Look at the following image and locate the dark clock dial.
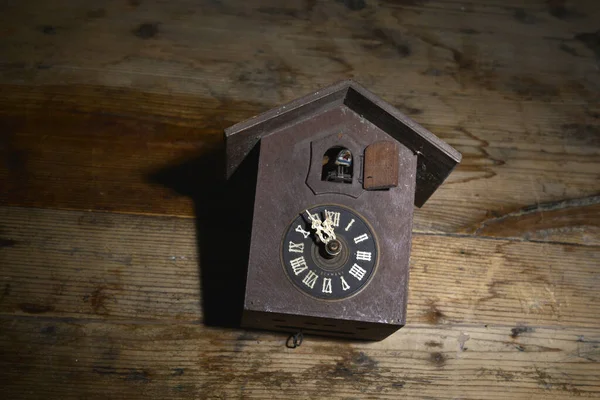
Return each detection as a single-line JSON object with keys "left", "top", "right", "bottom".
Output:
{"left": 281, "top": 205, "right": 378, "bottom": 300}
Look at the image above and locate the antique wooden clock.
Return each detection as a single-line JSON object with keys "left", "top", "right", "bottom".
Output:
{"left": 224, "top": 80, "right": 461, "bottom": 340}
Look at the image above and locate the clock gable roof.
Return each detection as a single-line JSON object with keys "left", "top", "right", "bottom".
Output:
{"left": 225, "top": 80, "right": 461, "bottom": 207}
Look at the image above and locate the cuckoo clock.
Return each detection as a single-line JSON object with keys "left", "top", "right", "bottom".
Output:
{"left": 224, "top": 80, "right": 461, "bottom": 340}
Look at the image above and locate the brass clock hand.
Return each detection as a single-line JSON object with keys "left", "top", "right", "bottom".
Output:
{"left": 303, "top": 210, "right": 336, "bottom": 244}
{"left": 304, "top": 210, "right": 325, "bottom": 240}
{"left": 321, "top": 210, "right": 341, "bottom": 257}
{"left": 321, "top": 211, "right": 336, "bottom": 242}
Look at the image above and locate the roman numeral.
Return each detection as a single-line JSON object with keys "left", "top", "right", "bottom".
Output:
{"left": 356, "top": 251, "right": 372, "bottom": 261}
{"left": 345, "top": 219, "right": 355, "bottom": 231}
{"left": 325, "top": 210, "right": 340, "bottom": 227}
{"left": 340, "top": 276, "right": 350, "bottom": 291}
{"left": 354, "top": 233, "right": 369, "bottom": 244}
{"left": 290, "top": 256, "right": 308, "bottom": 275}
{"left": 302, "top": 270, "right": 319, "bottom": 289}
{"left": 322, "top": 278, "right": 332, "bottom": 294}
{"left": 295, "top": 225, "right": 310, "bottom": 239}
{"left": 348, "top": 264, "right": 367, "bottom": 281}
{"left": 288, "top": 241, "right": 304, "bottom": 253}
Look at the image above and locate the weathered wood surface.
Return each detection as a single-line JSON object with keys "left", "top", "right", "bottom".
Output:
{"left": 2, "top": 207, "right": 599, "bottom": 328}
{"left": 1, "top": 207, "right": 599, "bottom": 398}
{"left": 1, "top": 0, "right": 599, "bottom": 398}
{"left": 1, "top": 0, "right": 599, "bottom": 243}
{"left": 1, "top": 319, "right": 598, "bottom": 399}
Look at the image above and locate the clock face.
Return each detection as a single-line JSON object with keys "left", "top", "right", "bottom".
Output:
{"left": 281, "top": 205, "right": 378, "bottom": 300}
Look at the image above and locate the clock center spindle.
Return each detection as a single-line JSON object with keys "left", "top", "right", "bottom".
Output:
{"left": 324, "top": 239, "right": 342, "bottom": 258}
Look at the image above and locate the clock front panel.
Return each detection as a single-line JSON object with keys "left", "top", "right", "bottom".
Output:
{"left": 244, "top": 105, "right": 416, "bottom": 326}
{"left": 281, "top": 205, "right": 378, "bottom": 300}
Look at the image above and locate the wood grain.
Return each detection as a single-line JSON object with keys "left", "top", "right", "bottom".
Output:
{"left": 1, "top": 0, "right": 599, "bottom": 243}
{"left": 1, "top": 0, "right": 600, "bottom": 398}
{"left": 1, "top": 318, "right": 598, "bottom": 399}
{"left": 1, "top": 207, "right": 598, "bottom": 328}
{"left": 0, "top": 205, "right": 598, "bottom": 399}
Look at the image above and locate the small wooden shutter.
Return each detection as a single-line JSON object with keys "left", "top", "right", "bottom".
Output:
{"left": 363, "top": 140, "right": 400, "bottom": 190}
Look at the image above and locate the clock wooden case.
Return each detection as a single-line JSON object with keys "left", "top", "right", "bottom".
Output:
{"left": 224, "top": 80, "right": 461, "bottom": 340}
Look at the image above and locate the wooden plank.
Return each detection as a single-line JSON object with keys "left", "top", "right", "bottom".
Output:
{"left": 0, "top": 84, "right": 257, "bottom": 216}
{"left": 1, "top": 0, "right": 599, "bottom": 94}
{"left": 0, "top": 318, "right": 598, "bottom": 399}
{"left": 0, "top": 84, "right": 598, "bottom": 244}
{"left": 0, "top": 0, "right": 599, "bottom": 244}
{"left": 1, "top": 207, "right": 598, "bottom": 329}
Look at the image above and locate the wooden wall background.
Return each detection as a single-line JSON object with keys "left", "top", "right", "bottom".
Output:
{"left": 0, "top": 0, "right": 599, "bottom": 398}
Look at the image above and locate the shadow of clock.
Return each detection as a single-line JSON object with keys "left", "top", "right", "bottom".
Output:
{"left": 148, "top": 143, "right": 259, "bottom": 329}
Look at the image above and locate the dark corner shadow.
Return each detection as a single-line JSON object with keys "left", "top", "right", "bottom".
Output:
{"left": 147, "top": 141, "right": 259, "bottom": 329}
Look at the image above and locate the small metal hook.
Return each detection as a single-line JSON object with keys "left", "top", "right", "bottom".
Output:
{"left": 286, "top": 331, "right": 303, "bottom": 349}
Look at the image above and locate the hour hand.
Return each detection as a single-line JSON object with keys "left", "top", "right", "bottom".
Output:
{"left": 319, "top": 219, "right": 336, "bottom": 244}
{"left": 322, "top": 210, "right": 336, "bottom": 234}
{"left": 323, "top": 209, "right": 337, "bottom": 229}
